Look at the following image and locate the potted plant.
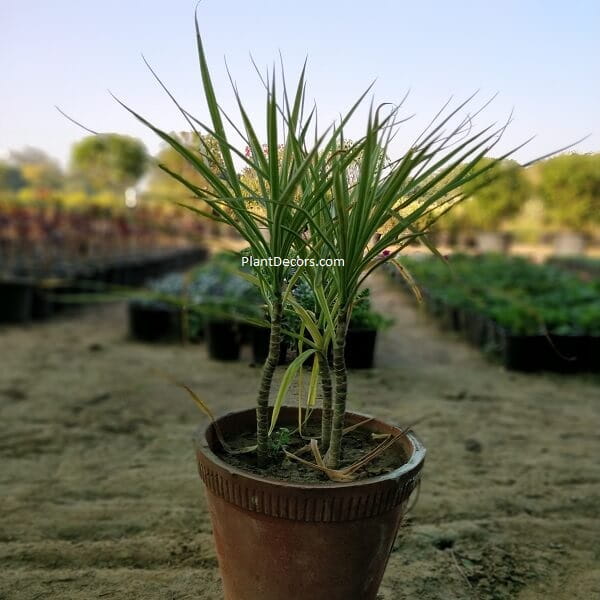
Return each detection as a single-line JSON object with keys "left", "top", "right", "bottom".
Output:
{"left": 118, "top": 15, "right": 528, "bottom": 600}
{"left": 285, "top": 284, "right": 391, "bottom": 369}
{"left": 187, "top": 253, "right": 263, "bottom": 361}
{"left": 345, "top": 288, "right": 392, "bottom": 369}
{"left": 129, "top": 272, "right": 186, "bottom": 342}
{"left": 250, "top": 318, "right": 289, "bottom": 365}
{"left": 0, "top": 277, "right": 33, "bottom": 324}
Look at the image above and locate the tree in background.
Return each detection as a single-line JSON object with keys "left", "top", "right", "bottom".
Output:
{"left": 70, "top": 134, "right": 148, "bottom": 194}
{"left": 538, "top": 153, "right": 600, "bottom": 232}
{"left": 0, "top": 161, "right": 26, "bottom": 193}
{"left": 147, "top": 132, "right": 223, "bottom": 200}
{"left": 9, "top": 147, "right": 64, "bottom": 198}
{"left": 457, "top": 157, "right": 531, "bottom": 232}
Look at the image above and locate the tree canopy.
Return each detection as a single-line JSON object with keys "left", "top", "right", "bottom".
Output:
{"left": 70, "top": 134, "right": 148, "bottom": 192}
{"left": 458, "top": 158, "right": 531, "bottom": 231}
{"left": 538, "top": 153, "right": 600, "bottom": 231}
{"left": 9, "top": 147, "right": 64, "bottom": 193}
{"left": 0, "top": 161, "right": 26, "bottom": 192}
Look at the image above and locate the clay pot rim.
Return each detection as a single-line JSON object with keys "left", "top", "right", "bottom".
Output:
{"left": 193, "top": 406, "right": 426, "bottom": 491}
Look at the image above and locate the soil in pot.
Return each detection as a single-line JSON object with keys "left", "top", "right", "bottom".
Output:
{"left": 206, "top": 319, "right": 241, "bottom": 361}
{"left": 194, "top": 407, "right": 425, "bottom": 600}
{"left": 344, "top": 328, "right": 378, "bottom": 369}
{"left": 221, "top": 417, "right": 402, "bottom": 484}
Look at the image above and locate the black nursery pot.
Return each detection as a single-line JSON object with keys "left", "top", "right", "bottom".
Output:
{"left": 0, "top": 280, "right": 33, "bottom": 324}
{"left": 49, "top": 282, "right": 85, "bottom": 313}
{"left": 461, "top": 310, "right": 494, "bottom": 348}
{"left": 498, "top": 329, "right": 546, "bottom": 372}
{"left": 128, "top": 302, "right": 182, "bottom": 342}
{"left": 31, "top": 285, "right": 54, "bottom": 320}
{"left": 250, "top": 326, "right": 288, "bottom": 365}
{"left": 345, "top": 328, "right": 378, "bottom": 369}
{"left": 206, "top": 320, "right": 241, "bottom": 361}
{"left": 438, "top": 303, "right": 461, "bottom": 332}
{"left": 238, "top": 323, "right": 255, "bottom": 345}
{"left": 541, "top": 334, "right": 589, "bottom": 374}
{"left": 585, "top": 337, "right": 600, "bottom": 373}
{"left": 497, "top": 330, "right": 588, "bottom": 373}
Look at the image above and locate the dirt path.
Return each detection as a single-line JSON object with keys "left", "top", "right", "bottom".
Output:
{"left": 1, "top": 275, "right": 599, "bottom": 599}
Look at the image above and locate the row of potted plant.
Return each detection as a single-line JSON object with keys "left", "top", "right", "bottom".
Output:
{"left": 129, "top": 253, "right": 260, "bottom": 353}
{"left": 546, "top": 255, "right": 600, "bottom": 281}
{"left": 0, "top": 246, "right": 206, "bottom": 324}
{"left": 0, "top": 202, "right": 209, "bottom": 259}
{"left": 389, "top": 254, "right": 600, "bottom": 372}
{"left": 129, "top": 253, "right": 392, "bottom": 368}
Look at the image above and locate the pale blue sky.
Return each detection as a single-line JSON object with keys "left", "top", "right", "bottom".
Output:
{"left": 1, "top": 0, "right": 599, "bottom": 167}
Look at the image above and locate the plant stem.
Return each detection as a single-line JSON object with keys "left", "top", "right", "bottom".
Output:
{"left": 319, "top": 353, "right": 333, "bottom": 451}
{"left": 256, "top": 296, "right": 282, "bottom": 467}
{"left": 326, "top": 308, "right": 349, "bottom": 469}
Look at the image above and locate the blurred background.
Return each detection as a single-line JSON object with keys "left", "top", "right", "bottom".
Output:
{"left": 2, "top": 0, "right": 598, "bottom": 280}
{"left": 1, "top": 4, "right": 600, "bottom": 600}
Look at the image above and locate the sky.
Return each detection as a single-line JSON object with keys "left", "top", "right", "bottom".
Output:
{"left": 1, "top": 0, "right": 599, "bottom": 169}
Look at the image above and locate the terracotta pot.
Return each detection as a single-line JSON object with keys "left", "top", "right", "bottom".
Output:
{"left": 194, "top": 407, "right": 426, "bottom": 600}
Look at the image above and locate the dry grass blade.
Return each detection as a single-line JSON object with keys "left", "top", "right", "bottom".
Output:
{"left": 390, "top": 259, "right": 423, "bottom": 303}
{"left": 294, "top": 443, "right": 313, "bottom": 457}
{"left": 450, "top": 549, "right": 474, "bottom": 591}
{"left": 283, "top": 448, "right": 356, "bottom": 482}
{"left": 340, "top": 425, "right": 412, "bottom": 476}
{"left": 157, "top": 371, "right": 257, "bottom": 456}
{"left": 284, "top": 421, "right": 418, "bottom": 482}
{"left": 342, "top": 417, "right": 373, "bottom": 434}
{"left": 309, "top": 438, "right": 327, "bottom": 468}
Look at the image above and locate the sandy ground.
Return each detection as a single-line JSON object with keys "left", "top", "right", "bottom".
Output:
{"left": 1, "top": 272, "right": 599, "bottom": 599}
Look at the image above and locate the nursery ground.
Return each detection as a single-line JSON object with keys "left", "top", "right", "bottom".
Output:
{"left": 1, "top": 273, "right": 599, "bottom": 600}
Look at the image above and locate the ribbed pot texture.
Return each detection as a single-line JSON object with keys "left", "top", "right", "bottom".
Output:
{"left": 194, "top": 407, "right": 426, "bottom": 600}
